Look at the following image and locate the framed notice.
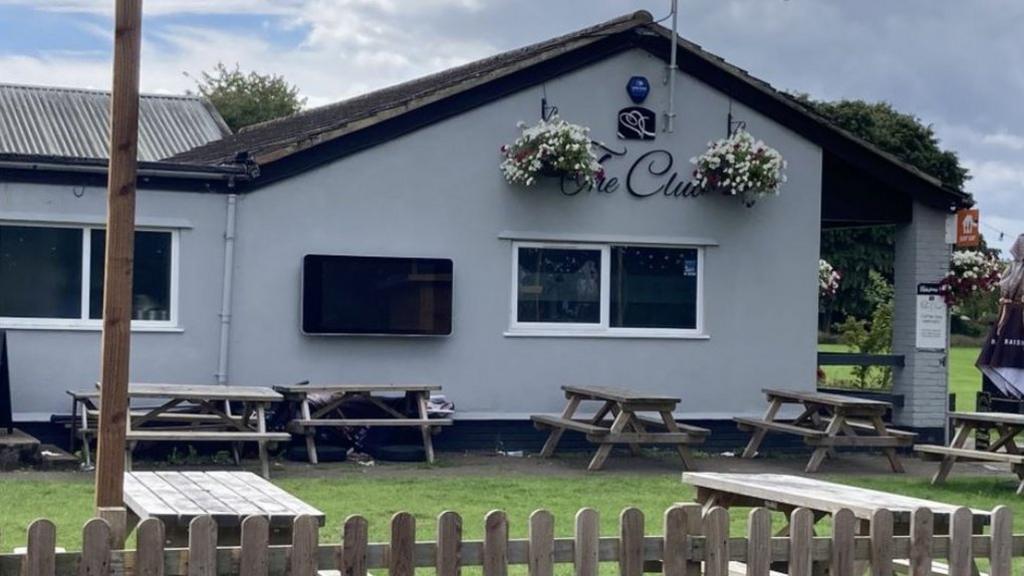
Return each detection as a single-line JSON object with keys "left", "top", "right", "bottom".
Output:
{"left": 915, "top": 284, "right": 947, "bottom": 351}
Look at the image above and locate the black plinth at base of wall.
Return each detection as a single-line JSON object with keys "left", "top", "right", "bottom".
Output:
{"left": 432, "top": 420, "right": 948, "bottom": 455}
{"left": 11, "top": 419, "right": 948, "bottom": 458}
{"left": 433, "top": 419, "right": 809, "bottom": 454}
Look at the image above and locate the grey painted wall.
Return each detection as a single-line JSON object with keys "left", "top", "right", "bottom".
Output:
{"left": 0, "top": 182, "right": 228, "bottom": 418}
{"left": 227, "top": 48, "right": 824, "bottom": 419}
{"left": 1, "top": 48, "right": 824, "bottom": 419}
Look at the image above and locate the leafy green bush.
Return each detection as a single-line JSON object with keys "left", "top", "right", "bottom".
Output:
{"left": 835, "top": 271, "right": 893, "bottom": 389}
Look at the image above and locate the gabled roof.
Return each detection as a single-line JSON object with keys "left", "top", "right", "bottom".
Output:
{"left": 172, "top": 11, "right": 968, "bottom": 209}
{"left": 173, "top": 12, "right": 644, "bottom": 166}
{"left": 0, "top": 83, "right": 231, "bottom": 161}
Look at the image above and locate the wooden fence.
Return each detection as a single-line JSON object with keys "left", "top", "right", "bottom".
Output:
{"left": 0, "top": 504, "right": 1017, "bottom": 576}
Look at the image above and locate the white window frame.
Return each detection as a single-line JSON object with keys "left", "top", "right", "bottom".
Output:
{"left": 507, "top": 241, "right": 706, "bottom": 339}
{"left": 0, "top": 221, "right": 181, "bottom": 332}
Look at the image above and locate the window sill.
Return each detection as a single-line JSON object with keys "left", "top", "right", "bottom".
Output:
{"left": 503, "top": 330, "right": 709, "bottom": 340}
{"left": 0, "top": 322, "right": 184, "bottom": 333}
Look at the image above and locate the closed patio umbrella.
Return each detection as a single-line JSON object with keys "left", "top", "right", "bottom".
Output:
{"left": 977, "top": 234, "right": 1024, "bottom": 397}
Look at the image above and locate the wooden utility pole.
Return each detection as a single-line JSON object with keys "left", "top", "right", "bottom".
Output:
{"left": 95, "top": 0, "right": 143, "bottom": 515}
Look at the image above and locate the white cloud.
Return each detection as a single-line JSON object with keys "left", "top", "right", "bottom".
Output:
{"left": 982, "top": 132, "right": 1024, "bottom": 152}
{"left": 0, "top": 0, "right": 302, "bottom": 16}
{"left": 0, "top": 0, "right": 495, "bottom": 105}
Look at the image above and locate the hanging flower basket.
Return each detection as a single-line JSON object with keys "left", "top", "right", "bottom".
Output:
{"left": 938, "top": 250, "right": 1003, "bottom": 308}
{"left": 690, "top": 131, "right": 786, "bottom": 206}
{"left": 500, "top": 116, "right": 604, "bottom": 188}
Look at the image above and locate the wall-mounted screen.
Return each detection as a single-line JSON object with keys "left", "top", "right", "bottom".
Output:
{"left": 302, "top": 255, "right": 453, "bottom": 336}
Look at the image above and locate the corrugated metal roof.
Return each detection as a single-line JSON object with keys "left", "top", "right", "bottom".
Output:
{"left": 0, "top": 83, "right": 231, "bottom": 161}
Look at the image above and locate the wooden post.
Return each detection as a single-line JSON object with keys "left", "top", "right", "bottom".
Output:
{"left": 94, "top": 0, "right": 143, "bottom": 511}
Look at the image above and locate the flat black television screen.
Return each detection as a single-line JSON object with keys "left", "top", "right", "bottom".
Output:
{"left": 302, "top": 255, "right": 453, "bottom": 335}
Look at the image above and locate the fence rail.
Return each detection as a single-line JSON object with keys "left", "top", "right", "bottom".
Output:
{"left": 0, "top": 504, "right": 1016, "bottom": 576}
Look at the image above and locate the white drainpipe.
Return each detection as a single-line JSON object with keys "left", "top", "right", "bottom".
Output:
{"left": 215, "top": 194, "right": 238, "bottom": 385}
{"left": 665, "top": 0, "right": 679, "bottom": 133}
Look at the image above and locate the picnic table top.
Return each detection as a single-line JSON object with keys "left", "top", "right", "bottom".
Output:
{"left": 273, "top": 383, "right": 442, "bottom": 394}
{"left": 562, "top": 385, "right": 680, "bottom": 405}
{"left": 762, "top": 388, "right": 892, "bottom": 410}
{"left": 118, "top": 383, "right": 283, "bottom": 402}
{"left": 67, "top": 389, "right": 100, "bottom": 400}
{"left": 682, "top": 472, "right": 989, "bottom": 522}
{"left": 124, "top": 471, "right": 324, "bottom": 527}
{"left": 948, "top": 411, "right": 1024, "bottom": 426}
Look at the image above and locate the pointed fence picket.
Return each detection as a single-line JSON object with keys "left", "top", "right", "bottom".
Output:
{"left": 1, "top": 504, "right": 1020, "bottom": 576}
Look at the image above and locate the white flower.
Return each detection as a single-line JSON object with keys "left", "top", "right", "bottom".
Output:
{"left": 691, "top": 129, "right": 786, "bottom": 203}
{"left": 499, "top": 115, "right": 604, "bottom": 188}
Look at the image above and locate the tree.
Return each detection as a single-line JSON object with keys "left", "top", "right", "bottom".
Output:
{"left": 189, "top": 63, "right": 306, "bottom": 132}
{"left": 797, "top": 97, "right": 969, "bottom": 189}
{"left": 795, "top": 96, "right": 971, "bottom": 326}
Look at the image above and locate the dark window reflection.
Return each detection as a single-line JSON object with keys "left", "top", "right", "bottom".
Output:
{"left": 517, "top": 247, "right": 601, "bottom": 324}
{"left": 89, "top": 230, "right": 172, "bottom": 321}
{"left": 611, "top": 246, "right": 697, "bottom": 329}
{"left": 0, "top": 226, "right": 82, "bottom": 318}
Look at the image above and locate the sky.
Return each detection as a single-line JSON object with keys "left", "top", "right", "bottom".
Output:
{"left": 0, "top": 0, "right": 1021, "bottom": 255}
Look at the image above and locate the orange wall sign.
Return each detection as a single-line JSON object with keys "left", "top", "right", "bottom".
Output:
{"left": 955, "top": 208, "right": 980, "bottom": 247}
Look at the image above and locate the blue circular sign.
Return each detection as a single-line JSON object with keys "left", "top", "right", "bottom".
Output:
{"left": 626, "top": 76, "right": 650, "bottom": 104}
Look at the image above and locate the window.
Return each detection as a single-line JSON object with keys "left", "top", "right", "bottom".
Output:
{"left": 510, "top": 242, "right": 703, "bottom": 337}
{"left": 0, "top": 223, "right": 178, "bottom": 329}
{"left": 516, "top": 247, "right": 602, "bottom": 325}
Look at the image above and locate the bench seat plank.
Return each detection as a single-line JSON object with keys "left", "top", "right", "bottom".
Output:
{"left": 126, "top": 431, "right": 290, "bottom": 442}
{"left": 587, "top": 432, "right": 704, "bottom": 444}
{"left": 948, "top": 411, "right": 1024, "bottom": 427}
{"left": 293, "top": 418, "right": 452, "bottom": 427}
{"left": 734, "top": 417, "right": 827, "bottom": 438}
{"left": 531, "top": 415, "right": 608, "bottom": 435}
{"left": 807, "top": 435, "right": 913, "bottom": 448}
{"left": 821, "top": 417, "right": 917, "bottom": 439}
{"left": 630, "top": 415, "right": 711, "bottom": 436}
{"left": 915, "top": 445, "right": 1024, "bottom": 464}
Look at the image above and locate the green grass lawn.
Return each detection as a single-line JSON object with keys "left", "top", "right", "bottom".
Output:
{"left": 820, "top": 344, "right": 981, "bottom": 411}
{"left": 1, "top": 471, "right": 1021, "bottom": 553}
{"left": 0, "top": 473, "right": 692, "bottom": 551}
{"left": 0, "top": 346, "right": 999, "bottom": 557}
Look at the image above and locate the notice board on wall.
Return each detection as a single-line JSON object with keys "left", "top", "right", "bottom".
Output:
{"left": 916, "top": 284, "right": 948, "bottom": 351}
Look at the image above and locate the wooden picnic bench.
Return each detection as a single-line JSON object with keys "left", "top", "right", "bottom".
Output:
{"left": 736, "top": 388, "right": 915, "bottom": 473}
{"left": 67, "top": 389, "right": 249, "bottom": 468}
{"left": 917, "top": 411, "right": 1024, "bottom": 494}
{"left": 532, "top": 385, "right": 709, "bottom": 471}
{"left": 123, "top": 471, "right": 324, "bottom": 546}
{"left": 683, "top": 472, "right": 991, "bottom": 575}
{"left": 273, "top": 383, "right": 452, "bottom": 464}
{"left": 108, "top": 383, "right": 289, "bottom": 478}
